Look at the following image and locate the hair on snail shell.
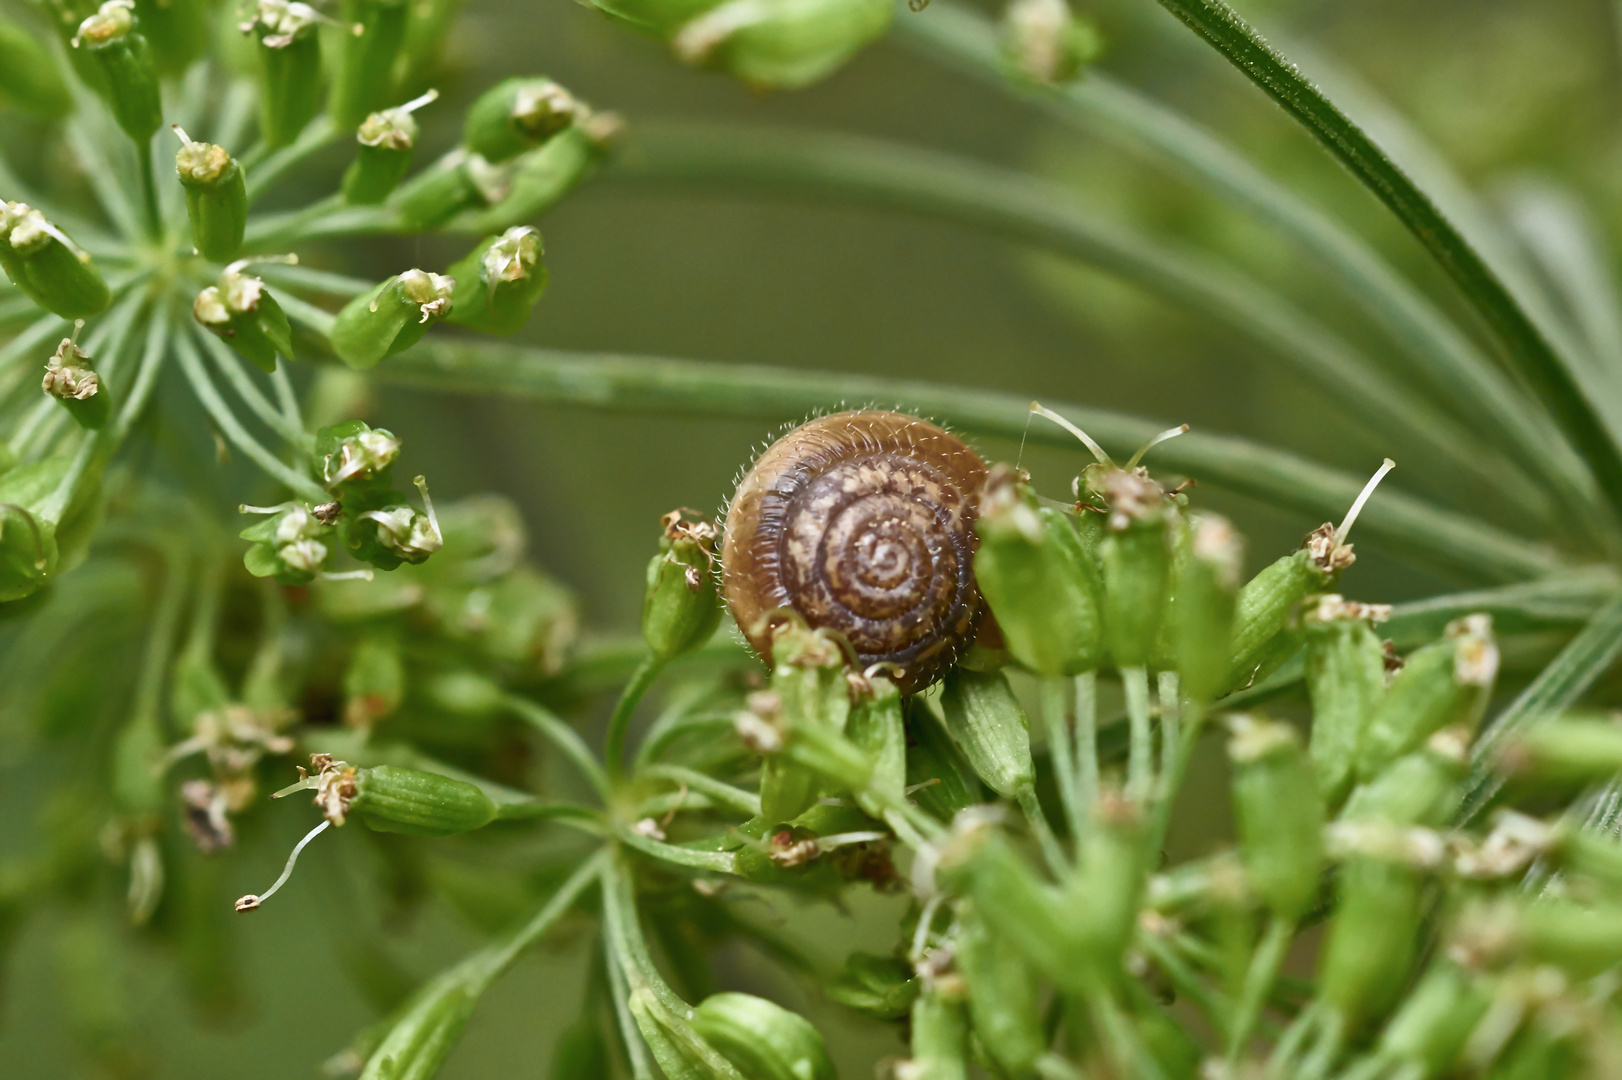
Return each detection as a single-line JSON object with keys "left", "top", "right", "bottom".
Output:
{"left": 721, "top": 409, "right": 990, "bottom": 693}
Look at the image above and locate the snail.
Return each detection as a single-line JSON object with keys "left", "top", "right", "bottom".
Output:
{"left": 722, "top": 410, "right": 990, "bottom": 693}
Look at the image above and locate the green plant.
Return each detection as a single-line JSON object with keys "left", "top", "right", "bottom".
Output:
{"left": 6, "top": 0, "right": 1622, "bottom": 1077}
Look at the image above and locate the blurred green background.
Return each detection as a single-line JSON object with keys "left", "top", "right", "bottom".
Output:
{"left": 4, "top": 0, "right": 1622, "bottom": 1074}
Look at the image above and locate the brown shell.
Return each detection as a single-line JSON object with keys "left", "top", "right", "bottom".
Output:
{"left": 722, "top": 410, "right": 989, "bottom": 694}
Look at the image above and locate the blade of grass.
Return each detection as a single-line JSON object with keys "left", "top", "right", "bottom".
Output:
{"left": 898, "top": 3, "right": 1599, "bottom": 523}
{"left": 1148, "top": 0, "right": 1622, "bottom": 516}
{"left": 609, "top": 125, "right": 1552, "bottom": 522}
{"left": 384, "top": 339, "right": 1558, "bottom": 582}
{"left": 1457, "top": 594, "right": 1622, "bottom": 824}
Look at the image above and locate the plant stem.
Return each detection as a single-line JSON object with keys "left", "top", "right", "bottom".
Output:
{"left": 136, "top": 136, "right": 162, "bottom": 241}
{"left": 1075, "top": 672, "right": 1099, "bottom": 815}
{"left": 612, "top": 822, "right": 738, "bottom": 873}
{"left": 1151, "top": 0, "right": 1622, "bottom": 518}
{"left": 605, "top": 654, "right": 666, "bottom": 789}
{"left": 1157, "top": 671, "right": 1180, "bottom": 782}
{"left": 1018, "top": 787, "right": 1068, "bottom": 876}
{"left": 640, "top": 763, "right": 761, "bottom": 817}
{"left": 1226, "top": 916, "right": 1295, "bottom": 1067}
{"left": 1123, "top": 667, "right": 1153, "bottom": 805}
{"left": 503, "top": 693, "right": 612, "bottom": 803}
{"left": 384, "top": 341, "right": 1560, "bottom": 582}
{"left": 269, "top": 363, "right": 304, "bottom": 433}
{"left": 1150, "top": 698, "right": 1203, "bottom": 856}
{"left": 194, "top": 327, "right": 312, "bottom": 449}
{"left": 1043, "top": 675, "right": 1084, "bottom": 848}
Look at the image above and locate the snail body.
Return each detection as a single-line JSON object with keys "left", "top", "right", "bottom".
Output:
{"left": 722, "top": 410, "right": 989, "bottom": 693}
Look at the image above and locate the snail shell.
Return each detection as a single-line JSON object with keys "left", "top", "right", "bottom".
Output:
{"left": 722, "top": 410, "right": 989, "bottom": 693}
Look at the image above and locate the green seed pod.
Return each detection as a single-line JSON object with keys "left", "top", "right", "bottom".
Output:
{"left": 999, "top": 0, "right": 1101, "bottom": 85}
{"left": 0, "top": 202, "right": 112, "bottom": 319}
{"left": 939, "top": 667, "right": 1034, "bottom": 800}
{"left": 239, "top": 501, "right": 337, "bottom": 585}
{"left": 41, "top": 335, "right": 110, "bottom": 431}
{"left": 1227, "top": 544, "right": 1331, "bottom": 693}
{"left": 464, "top": 119, "right": 618, "bottom": 232}
{"left": 846, "top": 674, "right": 905, "bottom": 820}
{"left": 689, "top": 992, "right": 837, "bottom": 1080}
{"left": 1319, "top": 856, "right": 1424, "bottom": 1029}
{"left": 1063, "top": 794, "right": 1147, "bottom": 992}
{"left": 391, "top": 149, "right": 485, "bottom": 230}
{"left": 329, "top": 0, "right": 410, "bottom": 131}
{"left": 0, "top": 17, "right": 73, "bottom": 118}
{"left": 1555, "top": 822, "right": 1622, "bottom": 894}
{"left": 643, "top": 509, "right": 722, "bottom": 660}
{"left": 445, "top": 226, "right": 548, "bottom": 336}
{"left": 193, "top": 262, "right": 294, "bottom": 373}
{"left": 343, "top": 628, "right": 405, "bottom": 728}
{"left": 955, "top": 902, "right": 1043, "bottom": 1079}
{"left": 1497, "top": 715, "right": 1622, "bottom": 787}
{"left": 349, "top": 764, "right": 498, "bottom": 836}
{"left": 1228, "top": 715, "right": 1323, "bottom": 921}
{"left": 1303, "top": 595, "right": 1390, "bottom": 807}
{"left": 906, "top": 700, "right": 984, "bottom": 823}
{"left": 1087, "top": 464, "right": 1173, "bottom": 669}
{"left": 1341, "top": 726, "right": 1468, "bottom": 828}
{"left": 331, "top": 269, "right": 455, "bottom": 370}
{"left": 313, "top": 420, "right": 401, "bottom": 494}
{"left": 826, "top": 952, "right": 917, "bottom": 1020}
{"left": 1517, "top": 899, "right": 1622, "bottom": 977}
{"left": 463, "top": 77, "right": 582, "bottom": 163}
{"left": 1358, "top": 615, "right": 1496, "bottom": 782}
{"left": 1377, "top": 962, "right": 1491, "bottom": 1077}
{"left": 1172, "top": 513, "right": 1241, "bottom": 703}
{"left": 131, "top": 0, "right": 206, "bottom": 75}
{"left": 671, "top": 0, "right": 893, "bottom": 90}
{"left": 343, "top": 89, "right": 437, "bottom": 205}
{"left": 0, "top": 503, "right": 57, "bottom": 602}
{"left": 243, "top": 0, "right": 324, "bottom": 148}
{"left": 907, "top": 986, "right": 968, "bottom": 1080}
{"left": 972, "top": 465, "right": 1102, "bottom": 676}
{"left": 72, "top": 1, "right": 163, "bottom": 142}
{"left": 173, "top": 128, "right": 247, "bottom": 262}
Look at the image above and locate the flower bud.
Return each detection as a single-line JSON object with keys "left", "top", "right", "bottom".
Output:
{"left": 1358, "top": 615, "right": 1496, "bottom": 782}
{"left": 193, "top": 260, "right": 295, "bottom": 373}
{"left": 906, "top": 986, "right": 968, "bottom": 1080}
{"left": 939, "top": 667, "right": 1033, "bottom": 800}
{"left": 41, "top": 334, "right": 110, "bottom": 431}
{"left": 972, "top": 465, "right": 1102, "bottom": 676}
{"left": 445, "top": 226, "right": 548, "bottom": 336}
{"left": 1061, "top": 794, "right": 1147, "bottom": 991}
{"left": 340, "top": 476, "right": 444, "bottom": 570}
{"left": 955, "top": 903, "right": 1043, "bottom": 1078}
{"left": 999, "top": 0, "right": 1101, "bottom": 85}
{"left": 1085, "top": 464, "right": 1173, "bottom": 669}
{"left": 1227, "top": 545, "right": 1328, "bottom": 693}
{"left": 463, "top": 77, "right": 581, "bottom": 163}
{"left": 671, "top": 0, "right": 893, "bottom": 90}
{"left": 0, "top": 503, "right": 57, "bottom": 602}
{"left": 0, "top": 202, "right": 111, "bottom": 319}
{"left": 314, "top": 420, "right": 401, "bottom": 494}
{"left": 390, "top": 149, "right": 485, "bottom": 230}
{"left": 689, "top": 993, "right": 836, "bottom": 1080}
{"left": 1170, "top": 514, "right": 1240, "bottom": 702}
{"left": 643, "top": 509, "right": 722, "bottom": 659}
{"left": 241, "top": 0, "right": 323, "bottom": 148}
{"left": 331, "top": 269, "right": 455, "bottom": 370}
{"left": 827, "top": 952, "right": 917, "bottom": 1020}
{"left": 465, "top": 118, "right": 619, "bottom": 232}
{"left": 343, "top": 628, "right": 405, "bottom": 728}
{"left": 72, "top": 1, "right": 163, "bottom": 142}
{"left": 239, "top": 501, "right": 337, "bottom": 585}
{"left": 328, "top": 0, "right": 410, "bottom": 131}
{"left": 343, "top": 89, "right": 437, "bottom": 205}
{"left": 1496, "top": 715, "right": 1622, "bottom": 787}
{"left": 1303, "top": 595, "right": 1390, "bottom": 806}
{"left": 1341, "top": 726, "right": 1468, "bottom": 828}
{"left": 131, "top": 0, "right": 206, "bottom": 75}
{"left": 293, "top": 756, "right": 498, "bottom": 836}
{"left": 1319, "top": 857, "right": 1424, "bottom": 1028}
{"left": 847, "top": 673, "right": 906, "bottom": 820}
{"left": 1377, "top": 962, "right": 1490, "bottom": 1076}
{"left": 1228, "top": 715, "right": 1323, "bottom": 920}
{"left": 0, "top": 17, "right": 72, "bottom": 118}
{"left": 173, "top": 127, "right": 247, "bottom": 262}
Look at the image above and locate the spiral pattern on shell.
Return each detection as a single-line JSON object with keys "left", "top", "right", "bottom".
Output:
{"left": 722, "top": 410, "right": 990, "bottom": 693}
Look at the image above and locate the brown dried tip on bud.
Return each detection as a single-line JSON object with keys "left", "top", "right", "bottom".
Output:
{"left": 661, "top": 506, "right": 717, "bottom": 544}
{"left": 1381, "top": 639, "right": 1404, "bottom": 677}
{"left": 1447, "top": 613, "right": 1499, "bottom": 688}
{"left": 230, "top": 818, "right": 331, "bottom": 913}
{"left": 1309, "top": 457, "right": 1397, "bottom": 571}
{"left": 312, "top": 501, "right": 342, "bottom": 524}
{"left": 1303, "top": 593, "right": 1393, "bottom": 626}
{"left": 42, "top": 337, "right": 98, "bottom": 401}
{"left": 234, "top": 894, "right": 262, "bottom": 912}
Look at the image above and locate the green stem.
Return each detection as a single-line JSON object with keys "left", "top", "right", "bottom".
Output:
{"left": 1156, "top": 671, "right": 1180, "bottom": 784}
{"left": 1151, "top": 0, "right": 1622, "bottom": 517}
{"left": 269, "top": 363, "right": 304, "bottom": 433}
{"left": 633, "top": 709, "right": 737, "bottom": 771}
{"left": 383, "top": 340, "right": 1559, "bottom": 583}
{"left": 503, "top": 693, "right": 612, "bottom": 804}
{"left": 1226, "top": 916, "right": 1295, "bottom": 1067}
{"left": 1123, "top": 667, "right": 1153, "bottom": 805}
{"left": 193, "top": 327, "right": 312, "bottom": 449}
{"left": 1043, "top": 675, "right": 1084, "bottom": 849}
{"left": 172, "top": 324, "right": 329, "bottom": 502}
{"left": 1017, "top": 786, "right": 1068, "bottom": 876}
{"left": 612, "top": 823, "right": 738, "bottom": 873}
{"left": 609, "top": 126, "right": 1542, "bottom": 519}
{"left": 136, "top": 136, "right": 162, "bottom": 241}
{"left": 603, "top": 928, "right": 655, "bottom": 1080}
{"left": 1075, "top": 672, "right": 1099, "bottom": 816}
{"left": 1149, "top": 698, "right": 1204, "bottom": 857}
{"left": 605, "top": 654, "right": 666, "bottom": 788}
{"left": 640, "top": 763, "right": 761, "bottom": 817}
{"left": 1136, "top": 929, "right": 1230, "bottom": 1032}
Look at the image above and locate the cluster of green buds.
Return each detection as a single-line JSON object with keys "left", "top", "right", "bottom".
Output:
{"left": 193, "top": 258, "right": 296, "bottom": 373}
{"left": 71, "top": 0, "right": 162, "bottom": 143}
{"left": 40, "top": 327, "right": 109, "bottom": 430}
{"left": 312, "top": 421, "right": 442, "bottom": 571}
{"left": 0, "top": 202, "right": 110, "bottom": 319}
